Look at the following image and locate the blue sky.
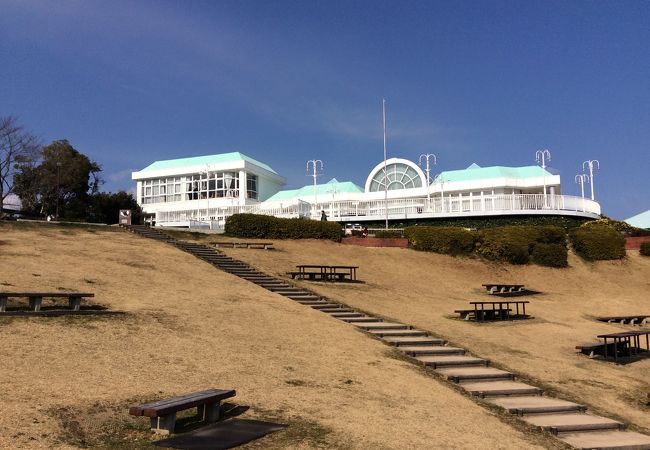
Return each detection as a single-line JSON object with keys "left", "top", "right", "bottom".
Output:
{"left": 1, "top": 0, "right": 648, "bottom": 219}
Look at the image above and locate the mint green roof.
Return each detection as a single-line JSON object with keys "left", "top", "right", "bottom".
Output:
{"left": 140, "top": 152, "right": 278, "bottom": 174}
{"left": 625, "top": 210, "right": 650, "bottom": 230}
{"left": 266, "top": 178, "right": 363, "bottom": 202}
{"left": 436, "top": 164, "right": 554, "bottom": 183}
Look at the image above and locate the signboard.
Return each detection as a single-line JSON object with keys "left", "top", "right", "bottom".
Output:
{"left": 119, "top": 209, "right": 132, "bottom": 225}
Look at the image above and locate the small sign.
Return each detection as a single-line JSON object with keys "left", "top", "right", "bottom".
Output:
{"left": 119, "top": 209, "right": 132, "bottom": 225}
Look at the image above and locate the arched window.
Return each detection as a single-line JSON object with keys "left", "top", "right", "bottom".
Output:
{"left": 368, "top": 162, "right": 423, "bottom": 192}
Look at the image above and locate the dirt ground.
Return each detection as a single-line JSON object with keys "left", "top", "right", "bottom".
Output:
{"left": 0, "top": 222, "right": 558, "bottom": 450}
{"left": 213, "top": 235, "right": 650, "bottom": 436}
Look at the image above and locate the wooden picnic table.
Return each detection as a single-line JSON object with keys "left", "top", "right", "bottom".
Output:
{"left": 292, "top": 265, "right": 359, "bottom": 282}
{"left": 596, "top": 330, "right": 650, "bottom": 363}
{"left": 468, "top": 300, "right": 529, "bottom": 322}
{"left": 0, "top": 292, "right": 95, "bottom": 312}
{"left": 213, "top": 242, "right": 274, "bottom": 249}
{"left": 482, "top": 283, "right": 525, "bottom": 294}
{"left": 596, "top": 315, "right": 649, "bottom": 325}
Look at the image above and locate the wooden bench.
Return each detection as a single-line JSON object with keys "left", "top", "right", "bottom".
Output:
{"left": 129, "top": 388, "right": 236, "bottom": 434}
{"left": 0, "top": 292, "right": 95, "bottom": 312}
{"left": 213, "top": 242, "right": 274, "bottom": 250}
{"left": 455, "top": 308, "right": 512, "bottom": 321}
{"left": 596, "top": 315, "right": 649, "bottom": 326}
{"left": 576, "top": 342, "right": 610, "bottom": 358}
{"left": 482, "top": 284, "right": 525, "bottom": 294}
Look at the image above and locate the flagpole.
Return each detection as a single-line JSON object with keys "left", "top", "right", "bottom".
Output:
{"left": 383, "top": 98, "right": 388, "bottom": 230}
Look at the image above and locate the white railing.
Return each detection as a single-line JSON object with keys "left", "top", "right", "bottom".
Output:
{"left": 155, "top": 193, "right": 600, "bottom": 227}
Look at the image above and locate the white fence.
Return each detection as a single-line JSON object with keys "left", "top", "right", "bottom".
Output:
{"left": 155, "top": 193, "right": 600, "bottom": 229}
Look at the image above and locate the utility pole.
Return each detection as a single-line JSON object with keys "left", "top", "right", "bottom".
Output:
{"left": 582, "top": 160, "right": 599, "bottom": 200}
{"left": 383, "top": 98, "right": 388, "bottom": 230}
{"left": 575, "top": 173, "right": 589, "bottom": 212}
{"left": 419, "top": 153, "right": 437, "bottom": 210}
{"left": 535, "top": 149, "right": 551, "bottom": 207}
{"left": 306, "top": 159, "right": 323, "bottom": 213}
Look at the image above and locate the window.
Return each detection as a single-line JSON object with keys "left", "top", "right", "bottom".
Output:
{"left": 247, "top": 174, "right": 258, "bottom": 199}
{"left": 368, "top": 162, "right": 423, "bottom": 192}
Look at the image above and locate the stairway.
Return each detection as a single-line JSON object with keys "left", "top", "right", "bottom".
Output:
{"left": 123, "top": 225, "right": 650, "bottom": 450}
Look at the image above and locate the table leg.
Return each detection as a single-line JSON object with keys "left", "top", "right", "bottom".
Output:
{"left": 0, "top": 296, "right": 7, "bottom": 313}
{"left": 69, "top": 296, "right": 81, "bottom": 311}
{"left": 29, "top": 296, "right": 43, "bottom": 312}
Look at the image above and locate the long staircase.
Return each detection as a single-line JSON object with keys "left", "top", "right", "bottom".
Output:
{"left": 123, "top": 225, "right": 650, "bottom": 450}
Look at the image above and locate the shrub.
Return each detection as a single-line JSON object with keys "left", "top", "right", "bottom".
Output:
{"left": 404, "top": 226, "right": 477, "bottom": 255}
{"left": 224, "top": 214, "right": 342, "bottom": 241}
{"left": 477, "top": 225, "right": 566, "bottom": 265}
{"left": 531, "top": 243, "right": 568, "bottom": 268}
{"left": 639, "top": 242, "right": 650, "bottom": 256}
{"left": 374, "top": 230, "right": 403, "bottom": 239}
{"left": 569, "top": 222, "right": 625, "bottom": 261}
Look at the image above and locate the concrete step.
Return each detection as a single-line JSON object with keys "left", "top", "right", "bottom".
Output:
{"left": 328, "top": 312, "right": 363, "bottom": 318}
{"left": 523, "top": 413, "right": 624, "bottom": 434}
{"left": 435, "top": 367, "right": 514, "bottom": 383}
{"left": 416, "top": 355, "right": 487, "bottom": 369}
{"left": 366, "top": 329, "right": 428, "bottom": 337}
{"left": 559, "top": 430, "right": 650, "bottom": 449}
{"left": 355, "top": 322, "right": 410, "bottom": 331}
{"left": 382, "top": 336, "right": 447, "bottom": 347}
{"left": 319, "top": 308, "right": 355, "bottom": 313}
{"left": 266, "top": 287, "right": 303, "bottom": 293}
{"left": 294, "top": 299, "right": 327, "bottom": 305}
{"left": 398, "top": 345, "right": 465, "bottom": 356}
{"left": 339, "top": 316, "right": 381, "bottom": 323}
{"left": 310, "top": 304, "right": 341, "bottom": 310}
{"left": 460, "top": 380, "right": 543, "bottom": 398}
{"left": 287, "top": 295, "right": 322, "bottom": 301}
{"left": 487, "top": 396, "right": 586, "bottom": 415}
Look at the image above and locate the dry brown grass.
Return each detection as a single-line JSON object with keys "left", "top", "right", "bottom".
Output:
{"left": 0, "top": 222, "right": 553, "bottom": 449}
{"left": 214, "top": 236, "right": 650, "bottom": 434}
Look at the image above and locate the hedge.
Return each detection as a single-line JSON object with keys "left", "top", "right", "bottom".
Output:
{"left": 477, "top": 225, "right": 567, "bottom": 265}
{"left": 531, "top": 243, "right": 568, "bottom": 268}
{"left": 639, "top": 242, "right": 650, "bottom": 257}
{"left": 224, "top": 214, "right": 342, "bottom": 241}
{"left": 404, "top": 226, "right": 477, "bottom": 255}
{"left": 569, "top": 222, "right": 626, "bottom": 261}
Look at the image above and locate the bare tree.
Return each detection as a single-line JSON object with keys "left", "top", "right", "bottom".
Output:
{"left": 0, "top": 116, "right": 40, "bottom": 216}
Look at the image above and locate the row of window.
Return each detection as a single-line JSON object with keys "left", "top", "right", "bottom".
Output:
{"left": 141, "top": 172, "right": 258, "bottom": 204}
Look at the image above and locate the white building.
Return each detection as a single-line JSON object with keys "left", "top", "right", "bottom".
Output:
{"left": 132, "top": 153, "right": 601, "bottom": 229}
{"left": 132, "top": 152, "right": 286, "bottom": 227}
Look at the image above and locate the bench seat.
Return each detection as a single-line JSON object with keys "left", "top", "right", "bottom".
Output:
{"left": 129, "top": 388, "right": 236, "bottom": 434}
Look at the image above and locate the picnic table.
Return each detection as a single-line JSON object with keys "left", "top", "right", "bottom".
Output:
{"left": 482, "top": 283, "right": 525, "bottom": 294}
{"left": 129, "top": 388, "right": 236, "bottom": 434}
{"left": 213, "top": 242, "right": 274, "bottom": 250}
{"left": 456, "top": 300, "right": 530, "bottom": 322}
{"left": 596, "top": 330, "right": 650, "bottom": 363}
{"left": 0, "top": 292, "right": 95, "bottom": 312}
{"left": 289, "top": 265, "right": 359, "bottom": 282}
{"left": 595, "top": 315, "right": 649, "bottom": 326}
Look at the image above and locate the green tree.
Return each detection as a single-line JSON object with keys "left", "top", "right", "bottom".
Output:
{"left": 88, "top": 191, "right": 142, "bottom": 224}
{"left": 0, "top": 116, "right": 40, "bottom": 217}
{"left": 14, "top": 140, "right": 102, "bottom": 220}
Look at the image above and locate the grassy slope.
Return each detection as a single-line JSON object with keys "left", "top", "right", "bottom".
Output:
{"left": 0, "top": 222, "right": 550, "bottom": 450}
{"left": 217, "top": 236, "right": 650, "bottom": 434}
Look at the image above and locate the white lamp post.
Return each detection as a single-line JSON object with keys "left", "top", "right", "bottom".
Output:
{"left": 582, "top": 160, "right": 599, "bottom": 200}
{"left": 535, "top": 149, "right": 551, "bottom": 207}
{"left": 419, "top": 153, "right": 437, "bottom": 211}
{"left": 434, "top": 173, "right": 445, "bottom": 213}
{"left": 306, "top": 159, "right": 323, "bottom": 213}
{"left": 575, "top": 173, "right": 589, "bottom": 212}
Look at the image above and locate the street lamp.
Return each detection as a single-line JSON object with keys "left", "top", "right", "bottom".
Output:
{"left": 306, "top": 159, "right": 323, "bottom": 213}
{"left": 535, "top": 149, "right": 551, "bottom": 207}
{"left": 433, "top": 173, "right": 445, "bottom": 213}
{"left": 575, "top": 173, "right": 589, "bottom": 212}
{"left": 419, "top": 153, "right": 437, "bottom": 211}
{"left": 582, "top": 160, "right": 599, "bottom": 201}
